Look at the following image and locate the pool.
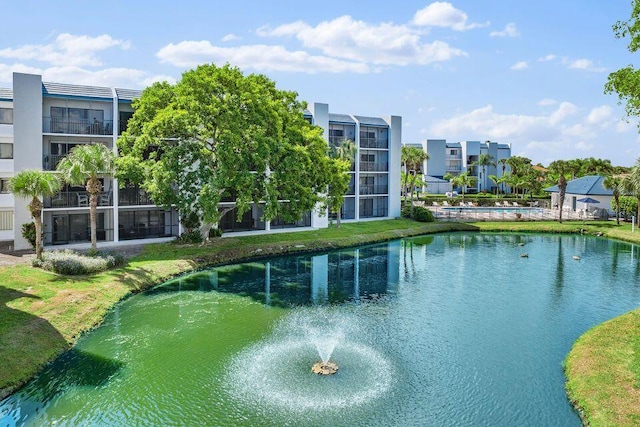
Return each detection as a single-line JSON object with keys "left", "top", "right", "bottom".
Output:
{"left": 441, "top": 206, "right": 544, "bottom": 214}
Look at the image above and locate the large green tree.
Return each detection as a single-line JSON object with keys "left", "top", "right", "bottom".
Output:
{"left": 623, "top": 159, "right": 640, "bottom": 226}
{"left": 57, "top": 143, "right": 115, "bottom": 251}
{"left": 117, "top": 63, "right": 337, "bottom": 239}
{"left": 471, "top": 153, "right": 495, "bottom": 192}
{"left": 401, "top": 145, "right": 429, "bottom": 209}
{"left": 9, "top": 170, "right": 62, "bottom": 259}
{"left": 444, "top": 171, "right": 476, "bottom": 200}
{"left": 603, "top": 174, "right": 625, "bottom": 225}
{"left": 606, "top": 0, "right": 640, "bottom": 124}
{"left": 327, "top": 139, "right": 355, "bottom": 228}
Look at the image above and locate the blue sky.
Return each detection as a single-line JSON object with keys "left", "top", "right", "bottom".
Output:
{"left": 1, "top": 1, "right": 638, "bottom": 166}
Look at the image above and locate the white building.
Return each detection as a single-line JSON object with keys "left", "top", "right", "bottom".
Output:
{"left": 2, "top": 73, "right": 402, "bottom": 250}
{"left": 417, "top": 139, "right": 511, "bottom": 194}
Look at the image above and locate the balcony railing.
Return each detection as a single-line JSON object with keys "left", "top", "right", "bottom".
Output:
{"left": 44, "top": 117, "right": 113, "bottom": 135}
{"left": 359, "top": 185, "right": 388, "bottom": 195}
{"left": 359, "top": 162, "right": 388, "bottom": 172}
{"left": 359, "top": 138, "right": 388, "bottom": 149}
{"left": 360, "top": 207, "right": 388, "bottom": 218}
{"left": 118, "top": 187, "right": 153, "bottom": 206}
{"left": 44, "top": 191, "right": 113, "bottom": 208}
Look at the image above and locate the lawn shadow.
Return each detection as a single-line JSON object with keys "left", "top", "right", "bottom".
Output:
{"left": 0, "top": 287, "right": 68, "bottom": 399}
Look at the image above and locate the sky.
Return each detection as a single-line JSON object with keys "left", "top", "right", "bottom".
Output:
{"left": 1, "top": 0, "right": 639, "bottom": 167}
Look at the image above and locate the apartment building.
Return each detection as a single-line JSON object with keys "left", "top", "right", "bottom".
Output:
{"left": 4, "top": 73, "right": 402, "bottom": 250}
{"left": 419, "top": 139, "right": 511, "bottom": 194}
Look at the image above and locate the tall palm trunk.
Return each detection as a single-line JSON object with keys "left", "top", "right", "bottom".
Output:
{"left": 29, "top": 198, "right": 44, "bottom": 260}
{"left": 87, "top": 176, "right": 101, "bottom": 251}
{"left": 558, "top": 176, "right": 567, "bottom": 223}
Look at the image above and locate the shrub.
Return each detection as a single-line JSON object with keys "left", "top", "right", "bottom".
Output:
{"left": 413, "top": 205, "right": 434, "bottom": 222}
{"left": 177, "top": 230, "right": 203, "bottom": 244}
{"left": 33, "top": 250, "right": 125, "bottom": 275}
{"left": 22, "top": 222, "right": 36, "bottom": 249}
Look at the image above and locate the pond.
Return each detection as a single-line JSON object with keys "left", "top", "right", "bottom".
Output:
{"left": 2, "top": 233, "right": 640, "bottom": 426}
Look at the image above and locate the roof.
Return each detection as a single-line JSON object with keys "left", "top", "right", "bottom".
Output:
{"left": 115, "top": 88, "right": 142, "bottom": 102}
{"left": 328, "top": 113, "right": 356, "bottom": 124}
{"left": 544, "top": 175, "right": 613, "bottom": 195}
{"left": 0, "top": 88, "right": 12, "bottom": 101}
{"left": 423, "top": 175, "right": 450, "bottom": 183}
{"left": 446, "top": 142, "right": 462, "bottom": 148}
{"left": 42, "top": 81, "right": 113, "bottom": 100}
{"left": 353, "top": 115, "right": 388, "bottom": 126}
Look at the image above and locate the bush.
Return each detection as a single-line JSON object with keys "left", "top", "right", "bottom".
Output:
{"left": 177, "top": 230, "right": 203, "bottom": 244}
{"left": 33, "top": 250, "right": 125, "bottom": 275}
{"left": 413, "top": 205, "right": 435, "bottom": 222}
{"left": 401, "top": 203, "right": 434, "bottom": 222}
{"left": 22, "top": 222, "right": 36, "bottom": 249}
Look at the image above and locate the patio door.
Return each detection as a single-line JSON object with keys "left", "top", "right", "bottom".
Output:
{"left": 52, "top": 215, "right": 69, "bottom": 244}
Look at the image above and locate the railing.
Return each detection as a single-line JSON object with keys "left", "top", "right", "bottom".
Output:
{"left": 44, "top": 191, "right": 113, "bottom": 208}
{"left": 43, "top": 117, "right": 113, "bottom": 135}
{"left": 359, "top": 185, "right": 388, "bottom": 195}
{"left": 359, "top": 162, "right": 388, "bottom": 172}
{"left": 359, "top": 138, "right": 388, "bottom": 149}
{"left": 43, "top": 154, "right": 66, "bottom": 171}
{"left": 271, "top": 212, "right": 312, "bottom": 229}
{"left": 0, "top": 210, "right": 13, "bottom": 230}
{"left": 118, "top": 224, "right": 178, "bottom": 240}
{"left": 118, "top": 187, "right": 153, "bottom": 206}
{"left": 44, "top": 228, "right": 114, "bottom": 245}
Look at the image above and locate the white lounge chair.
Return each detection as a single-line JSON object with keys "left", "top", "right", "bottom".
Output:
{"left": 467, "top": 202, "right": 474, "bottom": 207}
{"left": 503, "top": 201, "right": 510, "bottom": 207}
{"left": 495, "top": 202, "right": 502, "bottom": 207}
{"left": 432, "top": 201, "right": 440, "bottom": 207}
{"left": 442, "top": 201, "right": 449, "bottom": 206}
{"left": 512, "top": 202, "right": 519, "bottom": 207}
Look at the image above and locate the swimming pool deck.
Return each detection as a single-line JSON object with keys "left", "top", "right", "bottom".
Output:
{"left": 425, "top": 203, "right": 596, "bottom": 222}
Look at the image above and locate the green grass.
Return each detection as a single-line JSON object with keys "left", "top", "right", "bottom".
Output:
{"left": 3, "top": 216, "right": 640, "bottom": 425}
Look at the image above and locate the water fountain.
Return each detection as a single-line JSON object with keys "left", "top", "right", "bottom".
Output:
{"left": 226, "top": 308, "right": 394, "bottom": 413}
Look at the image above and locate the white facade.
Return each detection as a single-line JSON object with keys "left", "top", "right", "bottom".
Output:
{"left": 3, "top": 74, "right": 402, "bottom": 249}
{"left": 420, "top": 139, "right": 511, "bottom": 194}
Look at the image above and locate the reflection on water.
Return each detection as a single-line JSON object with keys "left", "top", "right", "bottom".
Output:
{"left": 149, "top": 242, "right": 401, "bottom": 307}
{"left": 1, "top": 233, "right": 640, "bottom": 426}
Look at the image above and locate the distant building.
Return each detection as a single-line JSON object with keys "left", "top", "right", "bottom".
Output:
{"left": 405, "top": 139, "right": 511, "bottom": 194}
{"left": 544, "top": 175, "right": 614, "bottom": 215}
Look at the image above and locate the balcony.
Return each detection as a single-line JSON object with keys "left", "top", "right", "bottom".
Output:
{"left": 359, "top": 162, "right": 388, "bottom": 172}
{"left": 44, "top": 117, "right": 113, "bottom": 135}
{"left": 118, "top": 187, "right": 154, "bottom": 206}
{"left": 359, "top": 184, "right": 388, "bottom": 195}
{"left": 44, "top": 191, "right": 112, "bottom": 208}
{"left": 359, "top": 138, "right": 388, "bottom": 149}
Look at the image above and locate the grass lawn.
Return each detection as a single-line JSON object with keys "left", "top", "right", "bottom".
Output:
{"left": 2, "top": 217, "right": 640, "bottom": 426}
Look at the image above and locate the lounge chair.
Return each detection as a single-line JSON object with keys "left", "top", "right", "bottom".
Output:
{"left": 459, "top": 202, "right": 465, "bottom": 207}
{"left": 495, "top": 202, "right": 502, "bottom": 207}
{"left": 442, "top": 201, "right": 449, "bottom": 206}
{"left": 467, "top": 202, "right": 474, "bottom": 207}
{"left": 432, "top": 201, "right": 440, "bottom": 207}
{"left": 512, "top": 202, "right": 519, "bottom": 207}
{"left": 503, "top": 201, "right": 510, "bottom": 207}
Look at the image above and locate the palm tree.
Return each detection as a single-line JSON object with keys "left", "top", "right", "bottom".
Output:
{"left": 57, "top": 143, "right": 116, "bottom": 250}
{"left": 445, "top": 171, "right": 476, "bottom": 200}
{"left": 548, "top": 160, "right": 572, "bottom": 223}
{"left": 9, "top": 170, "right": 62, "bottom": 259}
{"left": 497, "top": 158, "right": 509, "bottom": 193}
{"left": 401, "top": 145, "right": 428, "bottom": 205}
{"left": 622, "top": 159, "right": 640, "bottom": 226}
{"left": 472, "top": 153, "right": 495, "bottom": 192}
{"left": 328, "top": 139, "right": 356, "bottom": 228}
{"left": 603, "top": 175, "right": 624, "bottom": 225}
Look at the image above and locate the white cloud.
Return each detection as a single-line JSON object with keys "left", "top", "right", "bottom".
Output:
{"left": 0, "top": 33, "right": 130, "bottom": 67}
{"left": 538, "top": 54, "right": 557, "bottom": 62}
{"left": 490, "top": 23, "right": 519, "bottom": 37}
{"left": 549, "top": 102, "right": 578, "bottom": 125}
{"left": 221, "top": 34, "right": 241, "bottom": 42}
{"left": 586, "top": 105, "right": 613, "bottom": 125}
{"left": 538, "top": 98, "right": 557, "bottom": 106}
{"left": 156, "top": 41, "right": 371, "bottom": 73}
{"left": 0, "top": 63, "right": 43, "bottom": 83}
{"left": 510, "top": 61, "right": 528, "bottom": 70}
{"left": 141, "top": 74, "right": 177, "bottom": 86}
{"left": 565, "top": 58, "right": 606, "bottom": 72}
{"left": 412, "top": 2, "right": 489, "bottom": 31}
{"left": 257, "top": 15, "right": 467, "bottom": 66}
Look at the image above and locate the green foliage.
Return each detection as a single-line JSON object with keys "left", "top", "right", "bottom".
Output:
{"left": 615, "top": 196, "right": 638, "bottom": 220}
{"left": 21, "top": 222, "right": 36, "bottom": 249}
{"left": 117, "top": 63, "right": 339, "bottom": 235}
{"left": 177, "top": 230, "right": 204, "bottom": 244}
{"left": 412, "top": 205, "right": 434, "bottom": 222}
{"left": 32, "top": 250, "right": 125, "bottom": 275}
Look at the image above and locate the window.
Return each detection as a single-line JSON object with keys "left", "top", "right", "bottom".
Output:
{"left": 0, "top": 143, "right": 12, "bottom": 159}
{"left": 119, "top": 111, "right": 134, "bottom": 134}
{"left": 449, "top": 149, "right": 458, "bottom": 155}
{"left": 0, "top": 179, "right": 9, "bottom": 193}
{"left": 360, "top": 154, "right": 375, "bottom": 162}
{"left": 0, "top": 108, "right": 12, "bottom": 124}
{"left": 329, "top": 129, "right": 344, "bottom": 138}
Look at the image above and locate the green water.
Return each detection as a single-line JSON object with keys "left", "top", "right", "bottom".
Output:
{"left": 2, "top": 234, "right": 640, "bottom": 426}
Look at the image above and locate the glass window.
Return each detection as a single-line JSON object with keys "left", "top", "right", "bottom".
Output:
{"left": 0, "top": 179, "right": 9, "bottom": 193}
{"left": 0, "top": 108, "right": 13, "bottom": 124}
{"left": 0, "top": 143, "right": 13, "bottom": 159}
